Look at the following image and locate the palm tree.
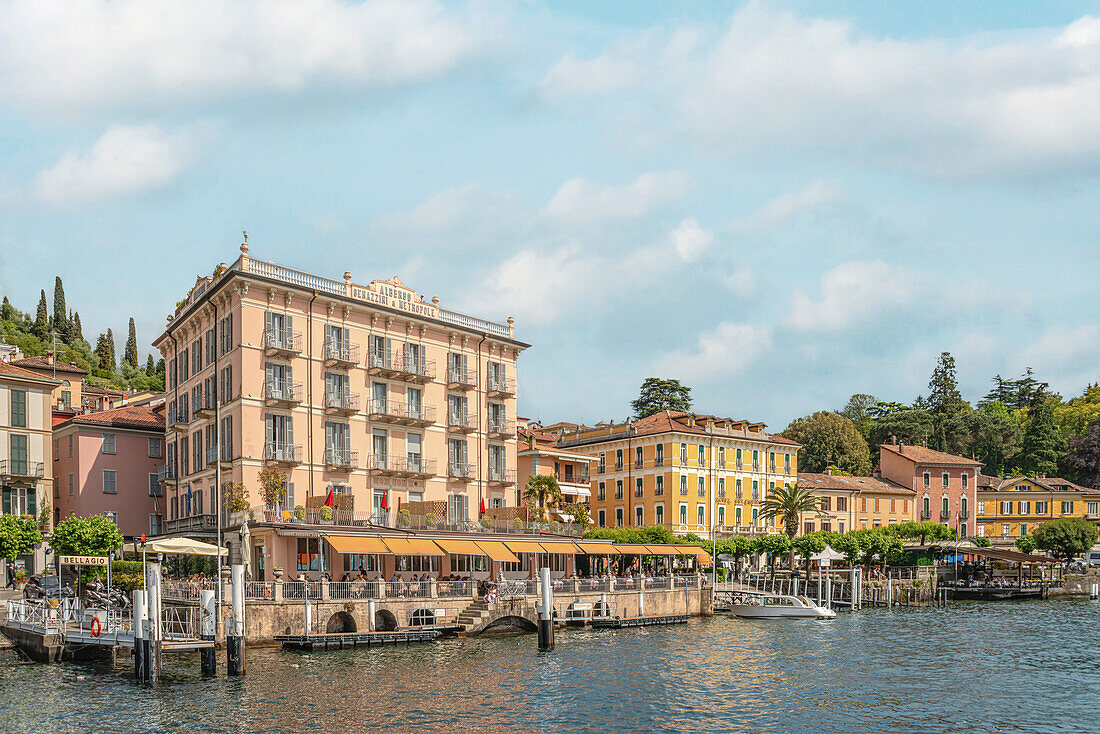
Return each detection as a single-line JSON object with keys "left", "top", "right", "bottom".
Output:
{"left": 760, "top": 483, "right": 824, "bottom": 569}
{"left": 523, "top": 475, "right": 563, "bottom": 521}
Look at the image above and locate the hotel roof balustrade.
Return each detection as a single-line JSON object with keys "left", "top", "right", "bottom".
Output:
{"left": 323, "top": 340, "right": 359, "bottom": 367}
{"left": 264, "top": 328, "right": 302, "bottom": 356}
{"left": 264, "top": 380, "right": 302, "bottom": 406}
{"left": 324, "top": 391, "right": 360, "bottom": 415}
{"left": 0, "top": 460, "right": 44, "bottom": 479}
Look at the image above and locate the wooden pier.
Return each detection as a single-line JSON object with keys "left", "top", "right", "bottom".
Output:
{"left": 590, "top": 614, "right": 689, "bottom": 629}
{"left": 275, "top": 625, "right": 465, "bottom": 651}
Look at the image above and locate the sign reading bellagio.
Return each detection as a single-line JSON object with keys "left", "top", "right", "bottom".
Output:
{"left": 351, "top": 277, "right": 439, "bottom": 319}
{"left": 59, "top": 555, "right": 109, "bottom": 566}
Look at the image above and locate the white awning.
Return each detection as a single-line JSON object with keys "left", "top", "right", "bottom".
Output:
{"left": 563, "top": 485, "right": 591, "bottom": 498}
{"left": 127, "top": 538, "right": 227, "bottom": 557}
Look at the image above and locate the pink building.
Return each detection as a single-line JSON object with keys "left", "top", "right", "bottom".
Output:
{"left": 53, "top": 406, "right": 166, "bottom": 538}
{"left": 878, "top": 442, "right": 982, "bottom": 538}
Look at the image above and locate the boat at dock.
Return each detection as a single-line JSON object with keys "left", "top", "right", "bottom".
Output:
{"left": 727, "top": 593, "right": 836, "bottom": 619}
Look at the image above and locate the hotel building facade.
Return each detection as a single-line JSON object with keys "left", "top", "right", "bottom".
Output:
{"left": 558, "top": 410, "right": 799, "bottom": 539}
{"left": 976, "top": 474, "right": 1100, "bottom": 544}
{"left": 878, "top": 442, "right": 982, "bottom": 538}
{"left": 152, "top": 244, "right": 528, "bottom": 557}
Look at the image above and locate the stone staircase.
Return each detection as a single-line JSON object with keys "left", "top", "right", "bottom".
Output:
{"left": 456, "top": 599, "right": 492, "bottom": 631}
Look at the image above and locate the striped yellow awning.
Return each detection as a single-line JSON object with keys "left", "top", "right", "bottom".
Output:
{"left": 323, "top": 535, "right": 389, "bottom": 554}
{"left": 504, "top": 540, "right": 548, "bottom": 554}
{"left": 435, "top": 539, "right": 486, "bottom": 555}
{"left": 382, "top": 538, "right": 444, "bottom": 555}
{"left": 577, "top": 542, "right": 616, "bottom": 554}
{"left": 474, "top": 541, "right": 520, "bottom": 563}
{"left": 646, "top": 544, "right": 694, "bottom": 556}
{"left": 612, "top": 544, "right": 651, "bottom": 554}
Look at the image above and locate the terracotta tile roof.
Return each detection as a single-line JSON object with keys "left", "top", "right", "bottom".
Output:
{"left": 798, "top": 472, "right": 915, "bottom": 496}
{"left": 879, "top": 443, "right": 983, "bottom": 467}
{"left": 11, "top": 356, "right": 88, "bottom": 375}
{"left": 0, "top": 362, "right": 63, "bottom": 384}
{"left": 58, "top": 405, "right": 164, "bottom": 431}
{"left": 82, "top": 384, "right": 129, "bottom": 397}
{"left": 977, "top": 475, "right": 1097, "bottom": 493}
{"left": 559, "top": 410, "right": 798, "bottom": 449}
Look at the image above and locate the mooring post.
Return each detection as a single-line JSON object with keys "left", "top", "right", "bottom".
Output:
{"left": 133, "top": 590, "right": 147, "bottom": 681}
{"left": 304, "top": 595, "right": 312, "bottom": 635}
{"left": 368, "top": 597, "right": 376, "bottom": 631}
{"left": 227, "top": 562, "right": 245, "bottom": 676}
{"left": 145, "top": 561, "right": 163, "bottom": 683}
{"left": 887, "top": 578, "right": 893, "bottom": 607}
{"left": 537, "top": 567, "right": 554, "bottom": 651}
{"left": 199, "top": 589, "right": 217, "bottom": 677}
{"left": 825, "top": 575, "right": 832, "bottom": 609}
{"left": 600, "top": 592, "right": 608, "bottom": 619}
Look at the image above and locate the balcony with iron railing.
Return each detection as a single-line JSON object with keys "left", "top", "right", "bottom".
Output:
{"left": 0, "top": 460, "right": 44, "bottom": 479}
{"left": 446, "top": 367, "right": 476, "bottom": 390}
{"left": 447, "top": 411, "right": 477, "bottom": 433}
{"left": 168, "top": 411, "right": 189, "bottom": 431}
{"left": 487, "top": 417, "right": 516, "bottom": 438}
{"left": 165, "top": 514, "right": 217, "bottom": 534}
{"left": 366, "top": 454, "right": 437, "bottom": 478}
{"left": 205, "top": 446, "right": 220, "bottom": 466}
{"left": 555, "top": 468, "right": 591, "bottom": 485}
{"left": 367, "top": 351, "right": 436, "bottom": 382}
{"left": 193, "top": 395, "right": 217, "bottom": 418}
{"left": 158, "top": 464, "right": 176, "bottom": 482}
{"left": 487, "top": 375, "right": 516, "bottom": 397}
{"left": 265, "top": 442, "right": 302, "bottom": 464}
{"left": 488, "top": 466, "right": 516, "bottom": 485}
{"left": 324, "top": 391, "right": 360, "bottom": 415}
{"left": 921, "top": 509, "right": 932, "bottom": 520}
{"left": 634, "top": 487, "right": 643, "bottom": 498}
{"left": 367, "top": 399, "right": 436, "bottom": 426}
{"left": 324, "top": 448, "right": 358, "bottom": 471}
{"left": 264, "top": 380, "right": 302, "bottom": 405}
{"left": 958, "top": 509, "right": 970, "bottom": 520}
{"left": 448, "top": 462, "right": 474, "bottom": 480}
{"left": 264, "top": 328, "right": 302, "bottom": 356}
{"left": 323, "top": 340, "right": 359, "bottom": 367}
{"left": 940, "top": 510, "right": 952, "bottom": 521}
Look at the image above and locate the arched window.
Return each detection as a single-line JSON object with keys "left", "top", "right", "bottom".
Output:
{"left": 960, "top": 495, "right": 968, "bottom": 517}
{"left": 922, "top": 495, "right": 930, "bottom": 515}
{"left": 941, "top": 496, "right": 950, "bottom": 519}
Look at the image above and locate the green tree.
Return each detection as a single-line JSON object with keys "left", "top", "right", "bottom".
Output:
{"left": 965, "top": 401, "right": 1023, "bottom": 477}
{"left": 257, "top": 467, "right": 287, "bottom": 507}
{"left": 523, "top": 475, "right": 563, "bottom": 520}
{"left": 887, "top": 520, "right": 955, "bottom": 546}
{"left": 973, "top": 536, "right": 992, "bottom": 548}
{"left": 0, "top": 296, "right": 16, "bottom": 322}
{"left": 791, "top": 531, "right": 828, "bottom": 576}
{"left": 1015, "top": 535, "right": 1037, "bottom": 554}
{"left": 70, "top": 312, "right": 83, "bottom": 343}
{"left": 145, "top": 355, "right": 156, "bottom": 376}
{"left": 123, "top": 317, "right": 138, "bottom": 369}
{"left": 831, "top": 532, "right": 864, "bottom": 565}
{"left": 1017, "top": 399, "right": 1067, "bottom": 476}
{"left": 49, "top": 516, "right": 124, "bottom": 557}
{"left": 869, "top": 405, "right": 936, "bottom": 448}
{"left": 0, "top": 514, "right": 42, "bottom": 563}
{"left": 52, "top": 276, "right": 68, "bottom": 338}
{"left": 851, "top": 528, "right": 903, "bottom": 570}
{"left": 1032, "top": 518, "right": 1099, "bottom": 562}
{"left": 631, "top": 377, "right": 692, "bottom": 419}
{"left": 752, "top": 534, "right": 791, "bottom": 580}
{"left": 721, "top": 536, "right": 755, "bottom": 579}
{"left": 1053, "top": 385, "right": 1100, "bottom": 438}
{"left": 926, "top": 352, "right": 971, "bottom": 451}
{"left": 1063, "top": 416, "right": 1100, "bottom": 487}
{"left": 780, "top": 411, "right": 871, "bottom": 475}
{"left": 840, "top": 393, "right": 878, "bottom": 442}
{"left": 106, "top": 329, "right": 116, "bottom": 370}
{"left": 94, "top": 332, "right": 114, "bottom": 372}
{"left": 32, "top": 289, "right": 49, "bottom": 339}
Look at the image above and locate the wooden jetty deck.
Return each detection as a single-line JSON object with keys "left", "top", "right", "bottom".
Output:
{"left": 275, "top": 625, "right": 464, "bottom": 651}
{"left": 590, "top": 614, "right": 689, "bottom": 629}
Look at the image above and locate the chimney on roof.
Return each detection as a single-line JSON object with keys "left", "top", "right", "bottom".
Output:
{"left": 46, "top": 352, "right": 54, "bottom": 365}
{"left": 1038, "top": 473, "right": 1046, "bottom": 479}
{"left": 825, "top": 467, "right": 832, "bottom": 476}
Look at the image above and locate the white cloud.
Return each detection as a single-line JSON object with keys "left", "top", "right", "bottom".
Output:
{"left": 742, "top": 180, "right": 843, "bottom": 230}
{"left": 372, "top": 183, "right": 517, "bottom": 235}
{"left": 545, "top": 5, "right": 1100, "bottom": 178}
{"left": 656, "top": 322, "right": 772, "bottom": 379}
{"left": 543, "top": 171, "right": 689, "bottom": 223}
{"left": 539, "top": 51, "right": 640, "bottom": 100}
{"left": 787, "top": 260, "right": 915, "bottom": 331}
{"left": 0, "top": 0, "right": 488, "bottom": 117}
{"left": 33, "top": 125, "right": 195, "bottom": 205}
{"left": 721, "top": 266, "right": 754, "bottom": 297}
{"left": 668, "top": 217, "right": 713, "bottom": 262}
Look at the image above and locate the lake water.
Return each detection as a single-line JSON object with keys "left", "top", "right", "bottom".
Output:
{"left": 2, "top": 599, "right": 1097, "bottom": 733}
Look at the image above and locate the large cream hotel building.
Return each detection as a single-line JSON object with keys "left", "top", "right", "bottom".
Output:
{"left": 557, "top": 411, "right": 800, "bottom": 539}
{"left": 153, "top": 244, "right": 528, "bottom": 548}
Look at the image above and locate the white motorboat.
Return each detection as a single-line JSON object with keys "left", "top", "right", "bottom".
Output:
{"left": 728, "top": 594, "right": 836, "bottom": 619}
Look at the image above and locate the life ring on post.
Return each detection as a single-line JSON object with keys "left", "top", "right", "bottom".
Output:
{"left": 90, "top": 616, "right": 102, "bottom": 637}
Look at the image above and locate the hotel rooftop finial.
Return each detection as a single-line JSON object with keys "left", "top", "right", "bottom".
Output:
{"left": 240, "top": 230, "right": 249, "bottom": 253}
{"left": 344, "top": 271, "right": 351, "bottom": 282}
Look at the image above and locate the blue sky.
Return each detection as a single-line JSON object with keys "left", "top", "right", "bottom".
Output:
{"left": 1, "top": 1, "right": 1098, "bottom": 430}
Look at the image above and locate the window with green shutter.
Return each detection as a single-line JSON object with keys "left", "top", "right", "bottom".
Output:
{"left": 10, "top": 435, "right": 27, "bottom": 476}
{"left": 11, "top": 389, "right": 27, "bottom": 427}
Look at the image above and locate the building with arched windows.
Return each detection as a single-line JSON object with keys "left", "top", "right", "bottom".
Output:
{"left": 878, "top": 441, "right": 982, "bottom": 538}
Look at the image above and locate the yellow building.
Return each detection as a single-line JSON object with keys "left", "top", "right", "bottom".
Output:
{"left": 557, "top": 410, "right": 799, "bottom": 539}
{"left": 797, "top": 471, "right": 914, "bottom": 533}
{"left": 976, "top": 474, "right": 1100, "bottom": 545}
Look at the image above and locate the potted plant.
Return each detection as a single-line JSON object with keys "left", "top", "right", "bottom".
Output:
{"left": 320, "top": 506, "right": 333, "bottom": 522}
{"left": 425, "top": 512, "right": 438, "bottom": 529}
{"left": 294, "top": 505, "right": 306, "bottom": 520}
{"left": 397, "top": 508, "right": 411, "bottom": 528}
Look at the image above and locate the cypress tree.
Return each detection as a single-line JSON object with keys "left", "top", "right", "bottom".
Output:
{"left": 52, "top": 276, "right": 68, "bottom": 338}
{"left": 32, "top": 290, "right": 49, "bottom": 338}
{"left": 94, "top": 333, "right": 112, "bottom": 371}
{"left": 71, "top": 312, "right": 84, "bottom": 342}
{"left": 0, "top": 296, "right": 15, "bottom": 322}
{"left": 106, "top": 329, "right": 116, "bottom": 372}
{"left": 123, "top": 317, "right": 138, "bottom": 369}
{"left": 145, "top": 354, "right": 156, "bottom": 376}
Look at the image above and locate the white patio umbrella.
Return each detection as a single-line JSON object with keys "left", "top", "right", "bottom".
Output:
{"left": 810, "top": 546, "right": 846, "bottom": 563}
